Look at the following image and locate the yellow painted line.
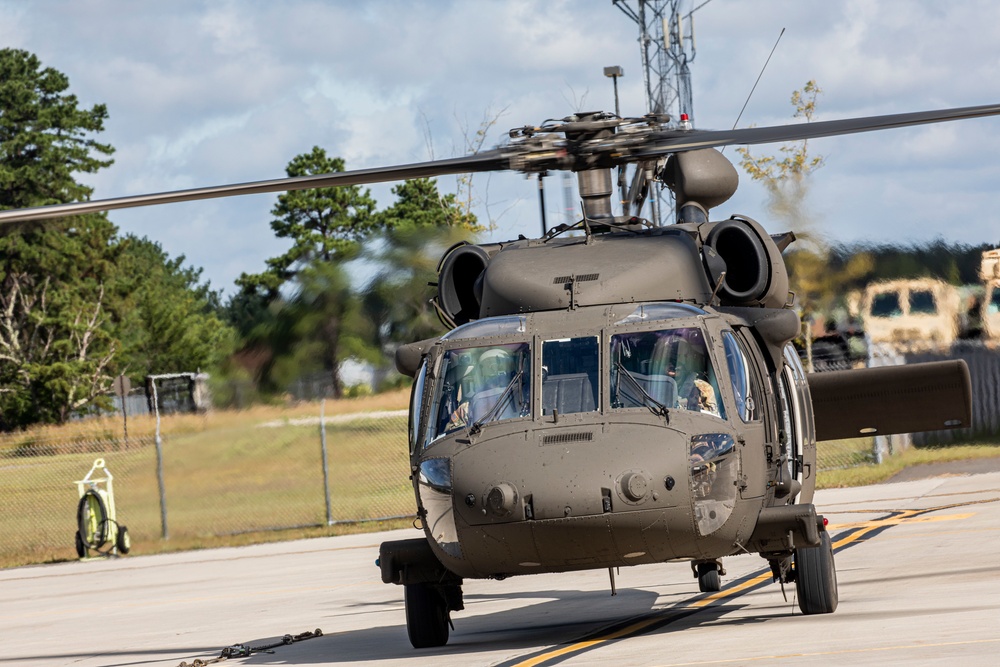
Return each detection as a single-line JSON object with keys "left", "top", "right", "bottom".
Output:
{"left": 651, "top": 636, "right": 1000, "bottom": 666}
{"left": 829, "top": 512, "right": 974, "bottom": 530}
{"left": 515, "top": 570, "right": 774, "bottom": 665}
{"left": 512, "top": 503, "right": 986, "bottom": 666}
{"left": 832, "top": 509, "right": 917, "bottom": 549}
{"left": 512, "top": 614, "right": 675, "bottom": 667}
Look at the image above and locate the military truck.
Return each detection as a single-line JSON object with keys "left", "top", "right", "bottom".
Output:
{"left": 857, "top": 277, "right": 963, "bottom": 353}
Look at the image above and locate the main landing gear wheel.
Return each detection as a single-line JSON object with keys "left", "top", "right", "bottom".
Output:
{"left": 696, "top": 562, "right": 722, "bottom": 593}
{"left": 404, "top": 583, "right": 450, "bottom": 648}
{"left": 794, "top": 530, "right": 839, "bottom": 614}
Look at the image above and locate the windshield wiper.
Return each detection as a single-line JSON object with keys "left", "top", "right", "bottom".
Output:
{"left": 613, "top": 361, "right": 670, "bottom": 420}
{"left": 469, "top": 363, "right": 526, "bottom": 436}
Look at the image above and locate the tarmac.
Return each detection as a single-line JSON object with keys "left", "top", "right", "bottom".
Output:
{"left": 3, "top": 468, "right": 1000, "bottom": 666}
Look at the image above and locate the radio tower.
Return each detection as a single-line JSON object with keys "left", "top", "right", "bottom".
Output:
{"left": 613, "top": 0, "right": 706, "bottom": 224}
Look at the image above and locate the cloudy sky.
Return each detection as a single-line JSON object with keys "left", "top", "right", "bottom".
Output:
{"left": 3, "top": 0, "right": 1000, "bottom": 294}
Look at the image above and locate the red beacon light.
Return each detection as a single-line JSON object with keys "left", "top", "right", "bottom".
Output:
{"left": 679, "top": 113, "right": 692, "bottom": 130}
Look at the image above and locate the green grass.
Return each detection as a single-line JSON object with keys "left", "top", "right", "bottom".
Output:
{"left": 4, "top": 393, "right": 1000, "bottom": 569}
{"left": 0, "top": 406, "right": 414, "bottom": 569}
{"left": 817, "top": 442, "right": 1000, "bottom": 488}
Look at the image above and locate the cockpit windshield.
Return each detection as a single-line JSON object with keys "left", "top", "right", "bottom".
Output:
{"left": 610, "top": 326, "right": 726, "bottom": 419}
{"left": 425, "top": 342, "right": 530, "bottom": 446}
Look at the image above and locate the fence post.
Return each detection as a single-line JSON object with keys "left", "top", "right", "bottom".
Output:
{"left": 320, "top": 398, "right": 333, "bottom": 525}
{"left": 151, "top": 381, "right": 169, "bottom": 539}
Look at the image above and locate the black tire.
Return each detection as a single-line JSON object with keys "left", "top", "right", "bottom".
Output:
{"left": 697, "top": 562, "right": 722, "bottom": 593}
{"left": 116, "top": 525, "right": 131, "bottom": 554}
{"left": 74, "top": 530, "right": 86, "bottom": 559}
{"left": 77, "top": 490, "right": 108, "bottom": 549}
{"left": 404, "top": 583, "right": 449, "bottom": 648}
{"left": 795, "top": 530, "right": 839, "bottom": 614}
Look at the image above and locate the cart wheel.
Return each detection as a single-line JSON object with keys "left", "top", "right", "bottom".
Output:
{"left": 74, "top": 530, "right": 86, "bottom": 559}
{"left": 116, "top": 526, "right": 131, "bottom": 554}
{"left": 77, "top": 490, "right": 108, "bottom": 549}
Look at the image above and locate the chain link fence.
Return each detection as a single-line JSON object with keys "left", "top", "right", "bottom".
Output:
{"left": 0, "top": 406, "right": 414, "bottom": 568}
{"left": 809, "top": 339, "right": 1000, "bottom": 471}
{"left": 5, "top": 340, "right": 999, "bottom": 568}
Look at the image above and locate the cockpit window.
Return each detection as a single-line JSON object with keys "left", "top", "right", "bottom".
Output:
{"left": 614, "top": 302, "right": 707, "bottom": 325}
{"left": 722, "top": 331, "right": 759, "bottom": 422}
{"left": 409, "top": 362, "right": 427, "bottom": 452}
{"left": 440, "top": 315, "right": 527, "bottom": 340}
{"left": 425, "top": 342, "right": 530, "bottom": 446}
{"left": 542, "top": 336, "right": 600, "bottom": 415}
{"left": 610, "top": 327, "right": 725, "bottom": 419}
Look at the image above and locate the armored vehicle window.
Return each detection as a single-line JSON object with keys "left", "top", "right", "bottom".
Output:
{"left": 908, "top": 289, "right": 937, "bottom": 315}
{"left": 542, "top": 336, "right": 599, "bottom": 415}
{"left": 425, "top": 342, "right": 530, "bottom": 446}
{"left": 871, "top": 292, "right": 902, "bottom": 318}
{"left": 610, "top": 327, "right": 725, "bottom": 419}
{"left": 722, "top": 331, "right": 759, "bottom": 422}
{"left": 989, "top": 287, "right": 1000, "bottom": 314}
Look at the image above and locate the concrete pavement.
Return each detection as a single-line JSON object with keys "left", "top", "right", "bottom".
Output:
{"left": 3, "top": 471, "right": 999, "bottom": 666}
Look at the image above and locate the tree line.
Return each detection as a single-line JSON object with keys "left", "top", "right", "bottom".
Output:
{"left": 3, "top": 54, "right": 994, "bottom": 431}
{"left": 0, "top": 48, "right": 474, "bottom": 430}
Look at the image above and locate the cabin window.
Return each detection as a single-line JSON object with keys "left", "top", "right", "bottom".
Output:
{"left": 610, "top": 327, "right": 725, "bottom": 419}
{"left": 722, "top": 331, "right": 760, "bottom": 422}
{"left": 425, "top": 342, "right": 530, "bottom": 446}
{"left": 909, "top": 289, "right": 937, "bottom": 315}
{"left": 870, "top": 292, "right": 902, "bottom": 318}
{"left": 542, "top": 336, "right": 599, "bottom": 415}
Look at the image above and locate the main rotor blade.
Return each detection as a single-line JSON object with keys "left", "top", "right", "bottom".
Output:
{"left": 0, "top": 151, "right": 507, "bottom": 224}
{"left": 635, "top": 102, "right": 1000, "bottom": 156}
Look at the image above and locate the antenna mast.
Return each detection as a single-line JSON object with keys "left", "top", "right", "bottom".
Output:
{"left": 614, "top": 0, "right": 706, "bottom": 224}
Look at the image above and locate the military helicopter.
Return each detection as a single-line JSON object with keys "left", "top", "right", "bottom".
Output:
{"left": 0, "top": 102, "right": 993, "bottom": 649}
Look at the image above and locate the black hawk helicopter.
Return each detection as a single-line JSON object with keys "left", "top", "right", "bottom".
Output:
{"left": 0, "top": 102, "right": 992, "bottom": 649}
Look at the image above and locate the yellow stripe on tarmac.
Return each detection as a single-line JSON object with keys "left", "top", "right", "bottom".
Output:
{"left": 514, "top": 569, "right": 774, "bottom": 665}
{"left": 512, "top": 504, "right": 980, "bottom": 667}
{"left": 512, "top": 614, "right": 675, "bottom": 667}
{"left": 829, "top": 511, "right": 974, "bottom": 530}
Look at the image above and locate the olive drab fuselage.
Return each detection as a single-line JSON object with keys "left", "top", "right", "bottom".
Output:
{"left": 407, "top": 300, "right": 816, "bottom": 580}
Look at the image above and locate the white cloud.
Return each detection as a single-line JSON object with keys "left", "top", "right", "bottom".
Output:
{"left": 3, "top": 0, "right": 1000, "bottom": 292}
